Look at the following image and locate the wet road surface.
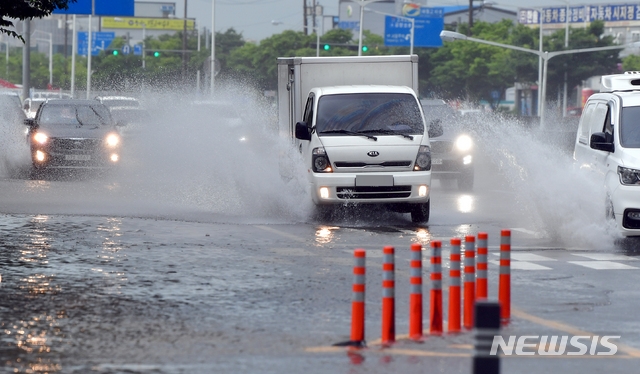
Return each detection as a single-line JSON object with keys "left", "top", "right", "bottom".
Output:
{"left": 2, "top": 115, "right": 640, "bottom": 373}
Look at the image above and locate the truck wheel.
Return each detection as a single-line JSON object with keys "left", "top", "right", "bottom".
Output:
{"left": 410, "top": 200, "right": 430, "bottom": 223}
{"left": 457, "top": 169, "right": 474, "bottom": 191}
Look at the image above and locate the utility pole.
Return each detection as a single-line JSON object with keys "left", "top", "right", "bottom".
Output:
{"left": 303, "top": 0, "right": 308, "bottom": 36}
{"left": 468, "top": 0, "right": 473, "bottom": 35}
{"left": 182, "top": 0, "right": 188, "bottom": 80}
{"left": 22, "top": 19, "right": 30, "bottom": 100}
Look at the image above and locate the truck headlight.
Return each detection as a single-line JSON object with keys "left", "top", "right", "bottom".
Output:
{"left": 414, "top": 145, "right": 431, "bottom": 171}
{"left": 455, "top": 134, "right": 473, "bottom": 152}
{"left": 618, "top": 166, "right": 640, "bottom": 185}
{"left": 312, "top": 147, "right": 332, "bottom": 173}
{"left": 106, "top": 133, "right": 120, "bottom": 147}
{"left": 33, "top": 132, "right": 48, "bottom": 144}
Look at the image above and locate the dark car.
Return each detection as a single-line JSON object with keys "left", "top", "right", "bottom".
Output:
{"left": 421, "top": 99, "right": 475, "bottom": 190}
{"left": 25, "top": 100, "right": 122, "bottom": 173}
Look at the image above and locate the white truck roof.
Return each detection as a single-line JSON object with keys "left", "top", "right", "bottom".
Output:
{"left": 312, "top": 85, "right": 416, "bottom": 96}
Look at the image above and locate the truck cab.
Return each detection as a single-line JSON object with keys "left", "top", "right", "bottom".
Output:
{"left": 294, "top": 85, "right": 438, "bottom": 222}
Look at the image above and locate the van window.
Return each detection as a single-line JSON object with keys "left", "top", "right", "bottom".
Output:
{"left": 303, "top": 96, "right": 313, "bottom": 125}
{"left": 589, "top": 102, "right": 608, "bottom": 135}
{"left": 620, "top": 106, "right": 640, "bottom": 148}
{"left": 315, "top": 93, "right": 424, "bottom": 135}
{"left": 579, "top": 102, "right": 596, "bottom": 144}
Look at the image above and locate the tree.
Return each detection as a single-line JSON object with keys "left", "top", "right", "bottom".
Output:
{"left": 1, "top": 0, "right": 76, "bottom": 40}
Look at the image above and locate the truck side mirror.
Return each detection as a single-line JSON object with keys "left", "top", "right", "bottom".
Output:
{"left": 295, "top": 121, "right": 311, "bottom": 141}
{"left": 428, "top": 120, "right": 443, "bottom": 138}
{"left": 590, "top": 132, "right": 614, "bottom": 152}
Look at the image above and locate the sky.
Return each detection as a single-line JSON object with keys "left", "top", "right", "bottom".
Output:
{"left": 139, "top": 0, "right": 636, "bottom": 42}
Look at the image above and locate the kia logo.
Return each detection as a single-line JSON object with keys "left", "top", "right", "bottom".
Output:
{"left": 367, "top": 151, "right": 379, "bottom": 157}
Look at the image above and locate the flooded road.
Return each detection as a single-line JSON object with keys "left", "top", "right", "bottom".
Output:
{"left": 2, "top": 97, "right": 640, "bottom": 373}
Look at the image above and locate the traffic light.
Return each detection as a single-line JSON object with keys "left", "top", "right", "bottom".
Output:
{"left": 323, "top": 44, "right": 330, "bottom": 51}
{"left": 153, "top": 51, "right": 160, "bottom": 57}
{"left": 112, "top": 50, "right": 119, "bottom": 56}
{"left": 362, "top": 45, "right": 369, "bottom": 52}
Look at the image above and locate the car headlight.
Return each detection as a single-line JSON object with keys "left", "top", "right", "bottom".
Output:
{"left": 414, "top": 145, "right": 431, "bottom": 171}
{"left": 312, "top": 147, "right": 332, "bottom": 173}
{"left": 618, "top": 166, "right": 640, "bottom": 185}
{"left": 455, "top": 134, "right": 473, "bottom": 152}
{"left": 33, "top": 132, "right": 48, "bottom": 144}
{"left": 106, "top": 133, "right": 120, "bottom": 147}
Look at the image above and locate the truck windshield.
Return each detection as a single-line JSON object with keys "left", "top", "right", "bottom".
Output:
{"left": 315, "top": 93, "right": 424, "bottom": 135}
{"left": 620, "top": 106, "right": 640, "bottom": 148}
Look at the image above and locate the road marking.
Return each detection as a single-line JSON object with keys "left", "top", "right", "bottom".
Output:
{"left": 511, "top": 228, "right": 543, "bottom": 237}
{"left": 572, "top": 253, "right": 638, "bottom": 261}
{"left": 490, "top": 259, "right": 552, "bottom": 270}
{"left": 254, "top": 225, "right": 307, "bottom": 243}
{"left": 513, "top": 308, "right": 640, "bottom": 358}
{"left": 511, "top": 253, "right": 557, "bottom": 262}
{"left": 568, "top": 261, "right": 638, "bottom": 270}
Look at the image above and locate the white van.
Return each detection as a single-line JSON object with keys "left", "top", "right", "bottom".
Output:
{"left": 574, "top": 72, "right": 640, "bottom": 236}
{"left": 294, "top": 85, "right": 441, "bottom": 222}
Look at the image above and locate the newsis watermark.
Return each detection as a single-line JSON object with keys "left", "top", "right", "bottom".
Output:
{"left": 490, "top": 335, "right": 621, "bottom": 356}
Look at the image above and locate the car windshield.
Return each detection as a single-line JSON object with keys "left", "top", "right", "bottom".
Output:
{"left": 315, "top": 93, "right": 424, "bottom": 135}
{"left": 620, "top": 106, "right": 640, "bottom": 148}
{"left": 39, "top": 104, "right": 113, "bottom": 127}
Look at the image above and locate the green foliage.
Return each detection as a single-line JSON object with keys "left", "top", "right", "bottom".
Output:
{"left": 623, "top": 55, "right": 640, "bottom": 71}
{"left": 1, "top": 0, "right": 76, "bottom": 40}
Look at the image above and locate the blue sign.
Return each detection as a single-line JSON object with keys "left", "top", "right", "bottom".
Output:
{"left": 133, "top": 44, "right": 143, "bottom": 56}
{"left": 519, "top": 4, "right": 640, "bottom": 24}
{"left": 78, "top": 31, "right": 115, "bottom": 56}
{"left": 384, "top": 14, "right": 444, "bottom": 48}
{"left": 122, "top": 45, "right": 131, "bottom": 55}
{"left": 53, "top": 0, "right": 134, "bottom": 16}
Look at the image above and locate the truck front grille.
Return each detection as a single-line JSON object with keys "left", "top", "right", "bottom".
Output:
{"left": 336, "top": 186, "right": 412, "bottom": 199}
{"left": 334, "top": 161, "right": 412, "bottom": 168}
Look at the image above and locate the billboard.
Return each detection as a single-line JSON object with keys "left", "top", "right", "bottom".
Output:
{"left": 102, "top": 17, "right": 196, "bottom": 31}
{"left": 384, "top": 7, "right": 444, "bottom": 48}
{"left": 53, "top": 0, "right": 134, "bottom": 16}
{"left": 519, "top": 4, "right": 640, "bottom": 24}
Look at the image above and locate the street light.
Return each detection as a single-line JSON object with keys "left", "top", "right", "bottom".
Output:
{"left": 440, "top": 30, "right": 637, "bottom": 129}
{"left": 350, "top": 0, "right": 385, "bottom": 56}
{"left": 364, "top": 7, "right": 414, "bottom": 55}
{"left": 272, "top": 20, "right": 320, "bottom": 57}
{"left": 32, "top": 30, "right": 53, "bottom": 87}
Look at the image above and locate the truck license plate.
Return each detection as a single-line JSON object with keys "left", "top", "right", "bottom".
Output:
{"left": 65, "top": 154, "right": 91, "bottom": 161}
{"left": 355, "top": 175, "right": 393, "bottom": 187}
{"left": 432, "top": 158, "right": 443, "bottom": 165}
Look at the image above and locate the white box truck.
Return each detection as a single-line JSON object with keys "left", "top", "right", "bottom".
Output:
{"left": 277, "top": 55, "right": 441, "bottom": 222}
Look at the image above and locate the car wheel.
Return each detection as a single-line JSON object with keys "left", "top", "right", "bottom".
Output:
{"left": 410, "top": 200, "right": 430, "bottom": 223}
{"left": 457, "top": 169, "right": 475, "bottom": 191}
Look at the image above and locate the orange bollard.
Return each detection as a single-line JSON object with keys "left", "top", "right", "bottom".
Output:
{"left": 499, "top": 230, "right": 511, "bottom": 323}
{"left": 448, "top": 238, "right": 462, "bottom": 334}
{"left": 351, "top": 249, "right": 366, "bottom": 344}
{"left": 476, "top": 232, "right": 488, "bottom": 300}
{"left": 409, "top": 243, "right": 423, "bottom": 340}
{"left": 430, "top": 240, "right": 443, "bottom": 335}
{"left": 381, "top": 246, "right": 395, "bottom": 345}
{"left": 463, "top": 235, "right": 476, "bottom": 330}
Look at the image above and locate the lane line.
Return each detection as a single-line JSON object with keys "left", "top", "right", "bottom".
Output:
{"left": 572, "top": 253, "right": 638, "bottom": 261}
{"left": 568, "top": 261, "right": 638, "bottom": 270}
{"left": 512, "top": 308, "right": 640, "bottom": 358}
{"left": 254, "top": 225, "right": 308, "bottom": 243}
{"left": 489, "top": 259, "right": 552, "bottom": 271}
